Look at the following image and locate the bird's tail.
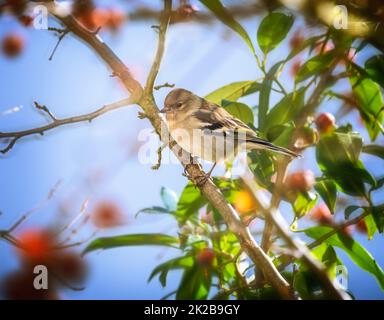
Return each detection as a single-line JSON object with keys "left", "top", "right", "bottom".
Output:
{"left": 246, "top": 138, "right": 300, "bottom": 158}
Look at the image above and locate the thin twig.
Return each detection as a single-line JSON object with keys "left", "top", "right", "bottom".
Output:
{"left": 154, "top": 82, "right": 175, "bottom": 90}
{"left": 0, "top": 98, "right": 133, "bottom": 154}
{"left": 48, "top": 28, "right": 69, "bottom": 61}
{"left": 145, "top": 2, "right": 172, "bottom": 93}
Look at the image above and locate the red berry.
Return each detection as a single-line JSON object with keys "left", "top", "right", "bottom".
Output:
{"left": 18, "top": 15, "right": 33, "bottom": 27}
{"left": 106, "top": 8, "right": 125, "bottom": 31}
{"left": 286, "top": 170, "right": 315, "bottom": 192}
{"left": 1, "top": 269, "right": 59, "bottom": 300}
{"left": 310, "top": 204, "right": 332, "bottom": 225}
{"left": 51, "top": 252, "right": 87, "bottom": 283}
{"left": 290, "top": 60, "right": 301, "bottom": 77}
{"left": 171, "top": 4, "right": 197, "bottom": 24}
{"left": 1, "top": 33, "right": 25, "bottom": 58}
{"left": 315, "top": 112, "right": 336, "bottom": 133}
{"left": 92, "top": 201, "right": 124, "bottom": 228}
{"left": 196, "top": 248, "right": 215, "bottom": 266}
{"left": 18, "top": 229, "right": 54, "bottom": 263}
{"left": 356, "top": 219, "right": 368, "bottom": 234}
{"left": 289, "top": 30, "right": 304, "bottom": 50}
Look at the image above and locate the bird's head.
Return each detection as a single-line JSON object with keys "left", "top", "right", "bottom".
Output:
{"left": 160, "top": 88, "right": 196, "bottom": 114}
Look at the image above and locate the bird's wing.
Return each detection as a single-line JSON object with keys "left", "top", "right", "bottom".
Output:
{"left": 192, "top": 100, "right": 257, "bottom": 139}
{"left": 192, "top": 100, "right": 299, "bottom": 158}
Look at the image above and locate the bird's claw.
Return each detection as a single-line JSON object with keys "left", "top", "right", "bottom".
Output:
{"left": 193, "top": 173, "right": 211, "bottom": 188}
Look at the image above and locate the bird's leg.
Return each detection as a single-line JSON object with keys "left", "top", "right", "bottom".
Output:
{"left": 194, "top": 162, "right": 217, "bottom": 188}
{"left": 182, "top": 156, "right": 200, "bottom": 178}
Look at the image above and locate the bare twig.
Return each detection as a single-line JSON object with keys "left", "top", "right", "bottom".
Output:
{"left": 48, "top": 28, "right": 69, "bottom": 61}
{"left": 307, "top": 210, "right": 370, "bottom": 250}
{"left": 0, "top": 98, "right": 133, "bottom": 154}
{"left": 154, "top": 82, "right": 175, "bottom": 91}
{"left": 145, "top": 3, "right": 172, "bottom": 94}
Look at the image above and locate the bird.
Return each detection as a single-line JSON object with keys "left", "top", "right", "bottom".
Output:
{"left": 160, "top": 88, "right": 299, "bottom": 181}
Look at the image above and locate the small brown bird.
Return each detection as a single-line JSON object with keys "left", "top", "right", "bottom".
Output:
{"left": 160, "top": 88, "right": 299, "bottom": 177}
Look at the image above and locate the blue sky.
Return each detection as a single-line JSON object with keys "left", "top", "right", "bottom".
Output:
{"left": 0, "top": 0, "right": 383, "bottom": 299}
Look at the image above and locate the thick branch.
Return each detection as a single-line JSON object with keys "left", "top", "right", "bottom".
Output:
{"left": 44, "top": 0, "right": 293, "bottom": 299}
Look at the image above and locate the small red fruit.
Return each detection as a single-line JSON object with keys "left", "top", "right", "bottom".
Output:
{"left": 106, "top": 8, "right": 125, "bottom": 31}
{"left": 196, "top": 248, "right": 215, "bottom": 266}
{"left": 1, "top": 269, "right": 59, "bottom": 300}
{"left": 289, "top": 30, "right": 304, "bottom": 50}
{"left": 18, "top": 229, "right": 54, "bottom": 263}
{"left": 310, "top": 203, "right": 332, "bottom": 225}
{"left": 315, "top": 112, "right": 336, "bottom": 133}
{"left": 18, "top": 15, "right": 33, "bottom": 27}
{"left": 171, "top": 4, "right": 197, "bottom": 24}
{"left": 51, "top": 252, "right": 87, "bottom": 283}
{"left": 285, "top": 170, "right": 315, "bottom": 192}
{"left": 290, "top": 60, "right": 301, "bottom": 78}
{"left": 1, "top": 33, "right": 25, "bottom": 58}
{"left": 92, "top": 201, "right": 124, "bottom": 228}
{"left": 356, "top": 219, "right": 368, "bottom": 234}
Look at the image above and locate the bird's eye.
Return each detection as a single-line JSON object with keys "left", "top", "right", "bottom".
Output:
{"left": 173, "top": 102, "right": 182, "bottom": 109}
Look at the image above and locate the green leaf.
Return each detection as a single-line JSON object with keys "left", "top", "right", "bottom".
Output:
{"left": 257, "top": 12, "right": 294, "bottom": 54}
{"left": 248, "top": 150, "right": 275, "bottom": 188}
{"left": 350, "top": 70, "right": 384, "bottom": 141}
{"left": 362, "top": 144, "right": 384, "bottom": 160}
{"left": 311, "top": 243, "right": 343, "bottom": 279}
{"left": 286, "top": 34, "right": 325, "bottom": 61}
{"left": 315, "top": 179, "right": 337, "bottom": 214}
{"left": 205, "top": 81, "right": 261, "bottom": 105}
{"left": 372, "top": 205, "right": 384, "bottom": 233}
{"left": 148, "top": 255, "right": 194, "bottom": 287}
{"left": 365, "top": 55, "right": 384, "bottom": 88}
{"left": 365, "top": 214, "right": 377, "bottom": 240}
{"left": 176, "top": 264, "right": 212, "bottom": 300}
{"left": 83, "top": 234, "right": 179, "bottom": 255}
{"left": 259, "top": 61, "right": 284, "bottom": 131}
{"left": 199, "top": 0, "right": 255, "bottom": 55}
{"left": 292, "top": 191, "right": 318, "bottom": 218}
{"left": 304, "top": 226, "right": 384, "bottom": 289}
{"left": 344, "top": 205, "right": 361, "bottom": 220}
{"left": 174, "top": 182, "right": 207, "bottom": 223}
{"left": 265, "top": 88, "right": 306, "bottom": 131}
{"left": 135, "top": 206, "right": 170, "bottom": 218}
{"left": 316, "top": 130, "right": 375, "bottom": 196}
{"left": 296, "top": 51, "right": 335, "bottom": 83}
{"left": 160, "top": 186, "right": 178, "bottom": 211}
{"left": 293, "top": 271, "right": 311, "bottom": 299}
{"left": 222, "top": 101, "right": 254, "bottom": 125}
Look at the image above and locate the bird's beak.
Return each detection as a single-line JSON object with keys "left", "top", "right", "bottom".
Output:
{"left": 160, "top": 106, "right": 170, "bottom": 113}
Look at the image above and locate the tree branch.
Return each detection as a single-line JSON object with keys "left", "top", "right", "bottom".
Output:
{"left": 145, "top": 0, "right": 172, "bottom": 94}
{"left": 0, "top": 98, "right": 133, "bottom": 153}
{"left": 243, "top": 175, "right": 350, "bottom": 300}
{"left": 41, "top": 0, "right": 294, "bottom": 299}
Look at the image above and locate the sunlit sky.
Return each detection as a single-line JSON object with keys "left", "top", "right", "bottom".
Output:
{"left": 0, "top": 0, "right": 383, "bottom": 299}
